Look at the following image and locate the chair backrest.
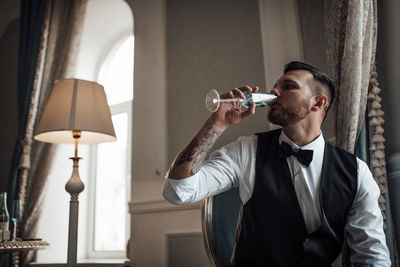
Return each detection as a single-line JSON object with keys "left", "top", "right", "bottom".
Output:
{"left": 201, "top": 187, "right": 242, "bottom": 267}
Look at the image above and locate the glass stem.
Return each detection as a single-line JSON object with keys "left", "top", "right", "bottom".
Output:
{"left": 13, "top": 222, "right": 16, "bottom": 241}
{"left": 217, "top": 98, "right": 241, "bottom": 103}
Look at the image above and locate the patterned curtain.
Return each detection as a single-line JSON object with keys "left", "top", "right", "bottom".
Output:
{"left": 325, "top": 0, "right": 376, "bottom": 153}
{"left": 10, "top": 0, "right": 88, "bottom": 265}
{"left": 325, "top": 0, "right": 398, "bottom": 265}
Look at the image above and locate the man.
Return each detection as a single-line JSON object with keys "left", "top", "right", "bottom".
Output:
{"left": 163, "top": 61, "right": 390, "bottom": 266}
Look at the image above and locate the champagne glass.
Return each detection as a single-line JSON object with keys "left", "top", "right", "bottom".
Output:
{"left": 11, "top": 200, "right": 22, "bottom": 241}
{"left": 205, "top": 89, "right": 277, "bottom": 112}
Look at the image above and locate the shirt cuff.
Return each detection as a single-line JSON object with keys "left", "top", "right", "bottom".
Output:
{"left": 163, "top": 171, "right": 200, "bottom": 204}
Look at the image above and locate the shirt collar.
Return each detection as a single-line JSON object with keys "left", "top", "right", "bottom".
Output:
{"left": 279, "top": 129, "right": 325, "bottom": 152}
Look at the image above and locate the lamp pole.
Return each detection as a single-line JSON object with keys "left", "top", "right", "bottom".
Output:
{"left": 66, "top": 131, "right": 84, "bottom": 267}
{"left": 33, "top": 79, "right": 117, "bottom": 266}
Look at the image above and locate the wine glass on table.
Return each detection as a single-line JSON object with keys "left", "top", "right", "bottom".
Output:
{"left": 11, "top": 200, "right": 22, "bottom": 241}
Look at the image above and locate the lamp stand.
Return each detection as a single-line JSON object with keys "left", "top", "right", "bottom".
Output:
{"left": 66, "top": 131, "right": 84, "bottom": 267}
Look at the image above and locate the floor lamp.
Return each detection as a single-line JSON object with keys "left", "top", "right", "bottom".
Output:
{"left": 34, "top": 79, "right": 116, "bottom": 267}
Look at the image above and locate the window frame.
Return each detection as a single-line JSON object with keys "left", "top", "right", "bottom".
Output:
{"left": 86, "top": 35, "right": 134, "bottom": 259}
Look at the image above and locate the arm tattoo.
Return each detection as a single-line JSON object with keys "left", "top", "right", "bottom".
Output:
{"left": 175, "top": 138, "right": 199, "bottom": 166}
{"left": 174, "top": 127, "right": 222, "bottom": 175}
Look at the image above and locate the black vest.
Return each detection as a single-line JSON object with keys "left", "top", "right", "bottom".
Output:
{"left": 232, "top": 129, "right": 358, "bottom": 267}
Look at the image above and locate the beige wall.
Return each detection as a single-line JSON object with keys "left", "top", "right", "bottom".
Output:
{"left": 129, "top": 0, "right": 168, "bottom": 203}
{"left": 166, "top": 0, "right": 268, "bottom": 164}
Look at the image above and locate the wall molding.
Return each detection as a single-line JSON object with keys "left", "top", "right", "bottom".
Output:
{"left": 129, "top": 199, "right": 201, "bottom": 215}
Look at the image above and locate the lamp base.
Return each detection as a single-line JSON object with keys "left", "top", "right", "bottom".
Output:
{"left": 66, "top": 133, "right": 84, "bottom": 267}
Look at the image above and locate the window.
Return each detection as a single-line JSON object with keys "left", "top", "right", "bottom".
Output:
{"left": 35, "top": 0, "right": 133, "bottom": 263}
{"left": 88, "top": 35, "right": 134, "bottom": 258}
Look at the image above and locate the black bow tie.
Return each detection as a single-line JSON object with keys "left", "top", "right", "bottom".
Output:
{"left": 278, "top": 141, "right": 314, "bottom": 167}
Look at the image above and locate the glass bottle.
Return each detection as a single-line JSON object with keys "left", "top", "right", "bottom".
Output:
{"left": 0, "top": 192, "right": 10, "bottom": 240}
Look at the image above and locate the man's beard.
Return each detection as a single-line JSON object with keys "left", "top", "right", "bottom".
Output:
{"left": 268, "top": 100, "right": 310, "bottom": 126}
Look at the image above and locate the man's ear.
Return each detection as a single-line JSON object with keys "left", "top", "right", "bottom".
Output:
{"left": 311, "top": 95, "right": 328, "bottom": 111}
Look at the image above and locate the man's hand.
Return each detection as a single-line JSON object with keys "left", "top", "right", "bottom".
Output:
{"left": 168, "top": 85, "right": 258, "bottom": 180}
{"left": 209, "top": 85, "right": 258, "bottom": 132}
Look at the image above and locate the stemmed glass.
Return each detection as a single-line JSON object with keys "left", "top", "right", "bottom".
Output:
{"left": 205, "top": 89, "right": 277, "bottom": 112}
{"left": 205, "top": 89, "right": 243, "bottom": 112}
{"left": 11, "top": 200, "right": 22, "bottom": 241}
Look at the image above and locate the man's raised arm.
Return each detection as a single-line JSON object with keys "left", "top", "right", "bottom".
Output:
{"left": 168, "top": 86, "right": 258, "bottom": 180}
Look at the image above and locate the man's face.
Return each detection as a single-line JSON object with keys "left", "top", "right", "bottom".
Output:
{"left": 268, "top": 70, "right": 315, "bottom": 126}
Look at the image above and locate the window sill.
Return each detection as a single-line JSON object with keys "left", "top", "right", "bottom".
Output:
{"left": 29, "top": 259, "right": 129, "bottom": 267}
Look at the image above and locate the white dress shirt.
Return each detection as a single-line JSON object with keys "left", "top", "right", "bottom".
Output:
{"left": 163, "top": 131, "right": 391, "bottom": 266}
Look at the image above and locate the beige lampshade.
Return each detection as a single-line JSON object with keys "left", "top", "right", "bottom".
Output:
{"left": 34, "top": 79, "right": 116, "bottom": 144}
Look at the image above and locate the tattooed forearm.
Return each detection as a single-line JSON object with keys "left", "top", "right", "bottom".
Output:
{"left": 172, "top": 126, "right": 222, "bottom": 176}
{"left": 174, "top": 138, "right": 199, "bottom": 166}
{"left": 190, "top": 127, "right": 222, "bottom": 175}
{"left": 203, "top": 127, "right": 222, "bottom": 139}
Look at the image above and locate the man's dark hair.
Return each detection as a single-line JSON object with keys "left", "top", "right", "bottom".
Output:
{"left": 284, "top": 61, "right": 335, "bottom": 114}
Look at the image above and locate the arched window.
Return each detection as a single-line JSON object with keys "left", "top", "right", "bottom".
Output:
{"left": 89, "top": 35, "right": 134, "bottom": 256}
{"left": 99, "top": 36, "right": 134, "bottom": 105}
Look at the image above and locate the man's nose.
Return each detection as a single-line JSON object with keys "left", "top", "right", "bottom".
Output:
{"left": 270, "top": 88, "right": 280, "bottom": 96}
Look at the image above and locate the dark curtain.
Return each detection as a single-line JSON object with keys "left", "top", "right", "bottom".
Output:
{"left": 1, "top": 1, "right": 46, "bottom": 266}
{"left": 7, "top": 0, "right": 46, "bottom": 212}
{"left": 354, "top": 112, "right": 371, "bottom": 166}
